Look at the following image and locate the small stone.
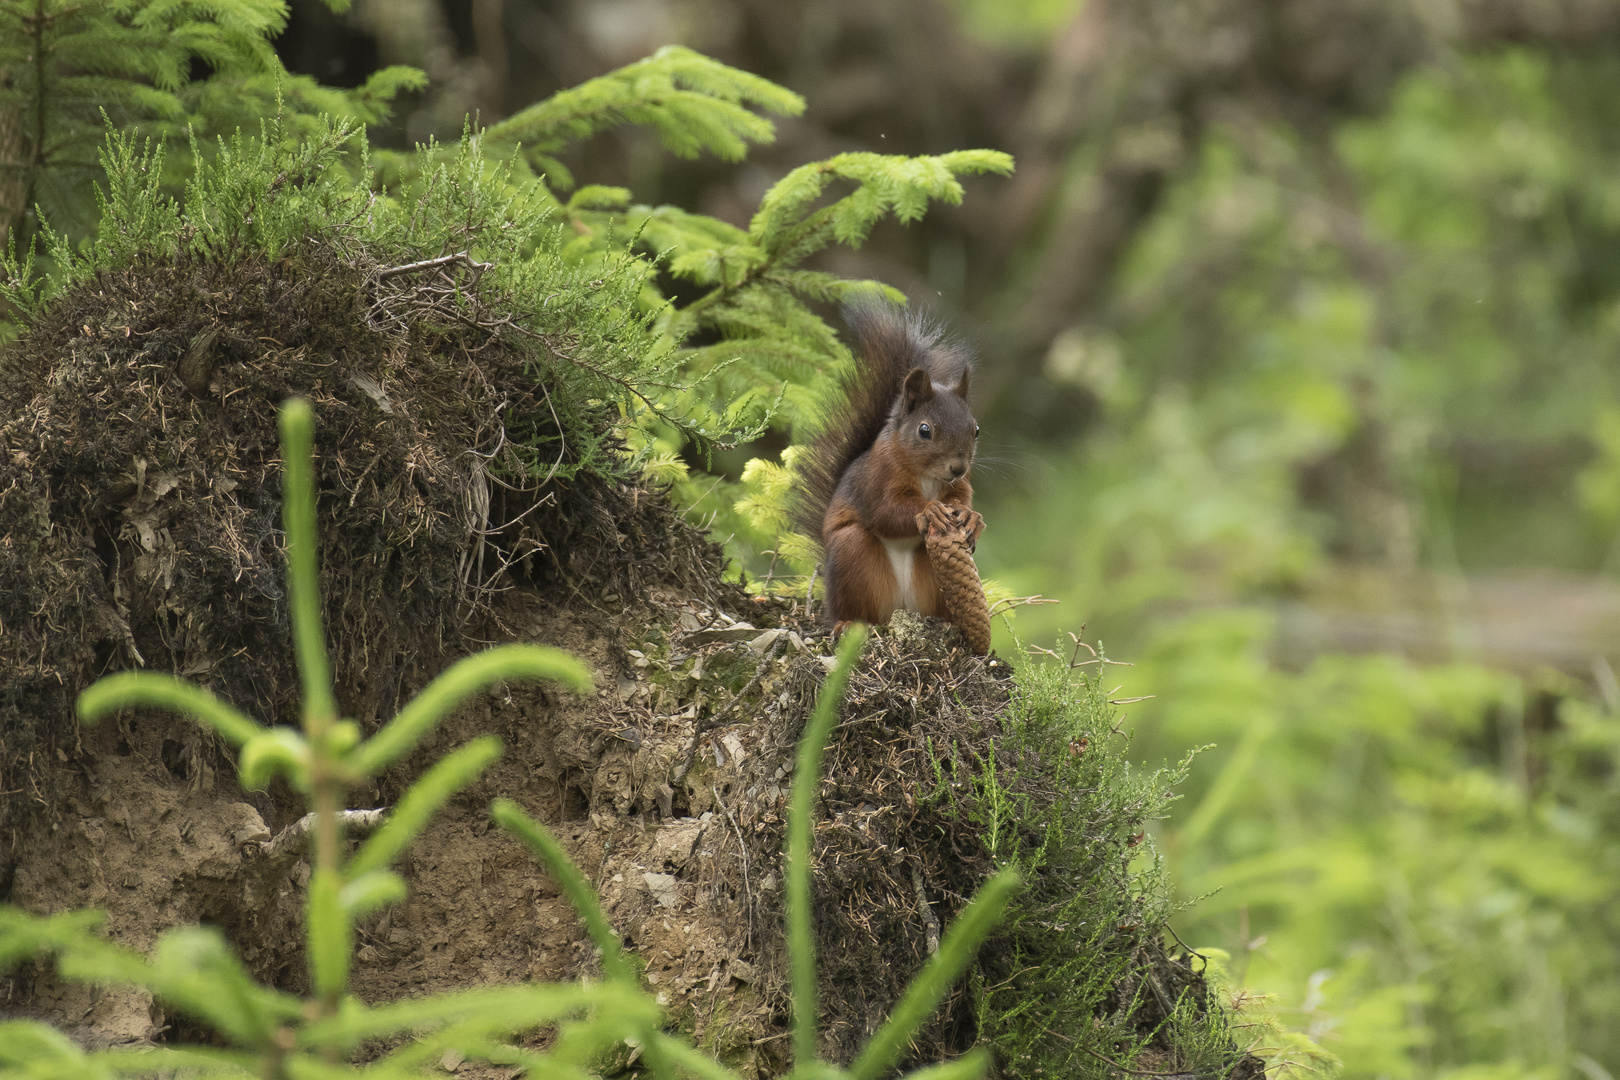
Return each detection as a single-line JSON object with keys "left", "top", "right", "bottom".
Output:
{"left": 747, "top": 628, "right": 785, "bottom": 655}
{"left": 644, "top": 872, "right": 681, "bottom": 909}
{"left": 652, "top": 819, "right": 702, "bottom": 866}
{"left": 440, "top": 1049, "right": 465, "bottom": 1072}
{"left": 684, "top": 623, "right": 758, "bottom": 645}
{"left": 228, "top": 807, "right": 271, "bottom": 848}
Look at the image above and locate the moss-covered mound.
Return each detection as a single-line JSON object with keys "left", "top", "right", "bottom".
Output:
{"left": 0, "top": 241, "right": 717, "bottom": 862}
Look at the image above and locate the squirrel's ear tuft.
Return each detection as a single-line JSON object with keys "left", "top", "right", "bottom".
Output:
{"left": 901, "top": 367, "right": 934, "bottom": 413}
{"left": 953, "top": 368, "right": 971, "bottom": 399}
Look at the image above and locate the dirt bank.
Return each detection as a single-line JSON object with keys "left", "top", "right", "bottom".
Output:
{"left": 0, "top": 246, "right": 1251, "bottom": 1078}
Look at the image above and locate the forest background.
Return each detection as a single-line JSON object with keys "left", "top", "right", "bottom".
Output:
{"left": 5, "top": 0, "right": 1620, "bottom": 1078}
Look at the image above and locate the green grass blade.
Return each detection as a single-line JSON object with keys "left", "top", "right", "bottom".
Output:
{"left": 649, "top": 1033, "right": 747, "bottom": 1080}
{"left": 0, "top": 1020, "right": 99, "bottom": 1070}
{"left": 278, "top": 397, "right": 337, "bottom": 733}
{"left": 147, "top": 927, "right": 289, "bottom": 1050}
{"left": 491, "top": 799, "right": 629, "bottom": 985}
{"left": 348, "top": 736, "right": 503, "bottom": 877}
{"left": 788, "top": 625, "right": 867, "bottom": 1069}
{"left": 339, "top": 871, "right": 406, "bottom": 919}
{"left": 296, "top": 983, "right": 622, "bottom": 1046}
{"left": 354, "top": 646, "right": 591, "bottom": 775}
{"left": 237, "top": 727, "right": 313, "bottom": 792}
{"left": 848, "top": 870, "right": 1019, "bottom": 1080}
{"left": 306, "top": 866, "right": 348, "bottom": 1006}
{"left": 76, "top": 673, "right": 264, "bottom": 745}
{"left": 892, "top": 1048, "right": 991, "bottom": 1080}
{"left": 0, "top": 908, "right": 107, "bottom": 970}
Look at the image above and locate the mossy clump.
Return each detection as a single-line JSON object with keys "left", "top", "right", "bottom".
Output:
{"left": 641, "top": 608, "right": 1259, "bottom": 1077}
{"left": 0, "top": 132, "right": 720, "bottom": 862}
{"left": 969, "top": 653, "right": 1264, "bottom": 1078}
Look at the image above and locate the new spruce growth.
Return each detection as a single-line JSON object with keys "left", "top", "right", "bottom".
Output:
{"left": 483, "top": 45, "right": 805, "bottom": 192}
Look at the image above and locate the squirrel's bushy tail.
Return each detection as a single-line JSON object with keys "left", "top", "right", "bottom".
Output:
{"left": 794, "top": 300, "right": 974, "bottom": 549}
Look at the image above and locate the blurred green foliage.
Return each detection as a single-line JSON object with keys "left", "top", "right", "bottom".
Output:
{"left": 978, "top": 46, "right": 1620, "bottom": 1080}
{"left": 1123, "top": 612, "right": 1620, "bottom": 1079}
{"left": 969, "top": 651, "right": 1259, "bottom": 1079}
{"left": 944, "top": 0, "right": 1083, "bottom": 45}
{"left": 990, "top": 50, "right": 1620, "bottom": 622}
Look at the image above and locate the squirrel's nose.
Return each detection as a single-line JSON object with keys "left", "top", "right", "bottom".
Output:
{"left": 950, "top": 462, "right": 966, "bottom": 479}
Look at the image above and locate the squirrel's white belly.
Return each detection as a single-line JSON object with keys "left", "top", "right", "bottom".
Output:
{"left": 883, "top": 536, "right": 923, "bottom": 612}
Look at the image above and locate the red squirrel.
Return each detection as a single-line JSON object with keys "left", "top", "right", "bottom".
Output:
{"left": 798, "top": 301, "right": 984, "bottom": 633}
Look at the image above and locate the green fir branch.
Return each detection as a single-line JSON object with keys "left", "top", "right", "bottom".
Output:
{"left": 484, "top": 45, "right": 804, "bottom": 178}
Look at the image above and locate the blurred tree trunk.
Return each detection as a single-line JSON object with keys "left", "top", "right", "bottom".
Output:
{"left": 471, "top": 0, "right": 510, "bottom": 118}
{"left": 0, "top": 0, "right": 38, "bottom": 255}
{"left": 0, "top": 103, "right": 26, "bottom": 252}
{"left": 980, "top": 0, "right": 1430, "bottom": 423}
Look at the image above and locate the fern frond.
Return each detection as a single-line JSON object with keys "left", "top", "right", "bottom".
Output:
{"left": 568, "top": 186, "right": 632, "bottom": 212}
{"left": 750, "top": 149, "right": 1014, "bottom": 253}
{"left": 736, "top": 457, "right": 798, "bottom": 535}
{"left": 483, "top": 45, "right": 804, "bottom": 173}
{"left": 355, "top": 65, "right": 430, "bottom": 108}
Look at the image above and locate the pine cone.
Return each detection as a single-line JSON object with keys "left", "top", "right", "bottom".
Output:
{"left": 916, "top": 509, "right": 991, "bottom": 655}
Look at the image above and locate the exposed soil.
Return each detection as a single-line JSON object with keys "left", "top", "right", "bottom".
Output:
{"left": 3, "top": 574, "right": 1004, "bottom": 1076}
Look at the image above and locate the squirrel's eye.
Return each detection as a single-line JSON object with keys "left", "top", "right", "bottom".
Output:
{"left": 974, "top": 425, "right": 981, "bottom": 439}
{"left": 918, "top": 423, "right": 932, "bottom": 439}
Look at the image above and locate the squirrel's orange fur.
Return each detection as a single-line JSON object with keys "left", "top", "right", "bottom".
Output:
{"left": 797, "top": 302, "right": 984, "bottom": 630}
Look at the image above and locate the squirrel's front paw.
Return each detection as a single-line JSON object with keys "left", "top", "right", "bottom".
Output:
{"left": 916, "top": 501, "right": 961, "bottom": 538}
{"left": 937, "top": 503, "right": 986, "bottom": 540}
{"left": 961, "top": 510, "right": 986, "bottom": 551}
{"left": 944, "top": 504, "right": 982, "bottom": 529}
